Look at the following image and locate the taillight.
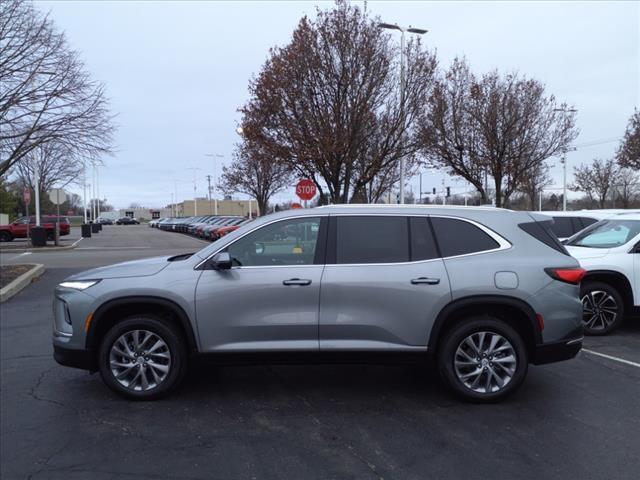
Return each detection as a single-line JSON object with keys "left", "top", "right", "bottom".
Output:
{"left": 545, "top": 267, "right": 586, "bottom": 285}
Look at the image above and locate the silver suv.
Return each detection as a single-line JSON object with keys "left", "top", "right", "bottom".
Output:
{"left": 53, "top": 206, "right": 584, "bottom": 402}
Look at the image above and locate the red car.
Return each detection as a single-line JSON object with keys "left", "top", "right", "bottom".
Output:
{"left": 0, "top": 216, "right": 71, "bottom": 242}
{"left": 210, "top": 219, "right": 252, "bottom": 240}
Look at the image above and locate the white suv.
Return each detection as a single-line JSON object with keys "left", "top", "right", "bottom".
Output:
{"left": 565, "top": 213, "right": 640, "bottom": 335}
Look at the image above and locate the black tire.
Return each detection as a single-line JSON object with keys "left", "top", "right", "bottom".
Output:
{"left": 580, "top": 281, "right": 625, "bottom": 336}
{"left": 98, "top": 315, "right": 188, "bottom": 400}
{"left": 437, "top": 316, "right": 528, "bottom": 403}
{"left": 0, "top": 231, "right": 13, "bottom": 242}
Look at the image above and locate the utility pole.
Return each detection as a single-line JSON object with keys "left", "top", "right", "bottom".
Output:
{"left": 83, "top": 161, "right": 88, "bottom": 223}
{"left": 378, "top": 22, "right": 428, "bottom": 204}
{"left": 187, "top": 167, "right": 201, "bottom": 216}
{"left": 205, "top": 154, "right": 223, "bottom": 215}
{"left": 206, "top": 175, "right": 212, "bottom": 214}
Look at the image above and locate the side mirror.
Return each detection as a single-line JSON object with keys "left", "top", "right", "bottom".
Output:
{"left": 210, "top": 252, "right": 232, "bottom": 270}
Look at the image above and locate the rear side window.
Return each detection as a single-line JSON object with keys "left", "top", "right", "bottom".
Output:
{"left": 431, "top": 217, "right": 500, "bottom": 257}
{"left": 409, "top": 217, "right": 439, "bottom": 261}
{"left": 518, "top": 220, "right": 570, "bottom": 256}
{"left": 335, "top": 216, "right": 409, "bottom": 264}
{"left": 549, "top": 217, "right": 574, "bottom": 238}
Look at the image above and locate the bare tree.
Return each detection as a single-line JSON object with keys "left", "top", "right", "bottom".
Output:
{"left": 520, "top": 162, "right": 553, "bottom": 210}
{"left": 238, "top": 1, "right": 437, "bottom": 204}
{"left": 417, "top": 58, "right": 578, "bottom": 207}
{"left": 219, "top": 141, "right": 292, "bottom": 215}
{"left": 613, "top": 168, "right": 640, "bottom": 208}
{"left": 616, "top": 110, "right": 640, "bottom": 170}
{"left": 13, "top": 143, "right": 82, "bottom": 196}
{"left": 571, "top": 158, "right": 620, "bottom": 208}
{"left": 0, "top": 0, "right": 114, "bottom": 177}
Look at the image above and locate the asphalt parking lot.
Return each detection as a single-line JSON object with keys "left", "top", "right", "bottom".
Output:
{"left": 1, "top": 225, "right": 639, "bottom": 479}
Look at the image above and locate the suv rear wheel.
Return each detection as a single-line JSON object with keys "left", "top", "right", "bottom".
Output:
{"left": 581, "top": 281, "right": 624, "bottom": 335}
{"left": 438, "top": 316, "right": 528, "bottom": 403}
{"left": 98, "top": 315, "right": 188, "bottom": 400}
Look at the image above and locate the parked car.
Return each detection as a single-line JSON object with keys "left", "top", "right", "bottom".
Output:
{"left": 116, "top": 217, "right": 140, "bottom": 225}
{"left": 207, "top": 217, "right": 249, "bottom": 240}
{"left": 537, "top": 211, "right": 616, "bottom": 242}
{"left": 96, "top": 217, "right": 114, "bottom": 225}
{"left": 199, "top": 217, "right": 239, "bottom": 238}
{"left": 565, "top": 213, "right": 640, "bottom": 335}
{"left": 53, "top": 205, "right": 584, "bottom": 402}
{"left": 149, "top": 218, "right": 165, "bottom": 228}
{"left": 0, "top": 215, "right": 70, "bottom": 242}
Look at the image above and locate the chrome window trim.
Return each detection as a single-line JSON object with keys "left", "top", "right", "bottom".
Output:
{"left": 195, "top": 212, "right": 512, "bottom": 270}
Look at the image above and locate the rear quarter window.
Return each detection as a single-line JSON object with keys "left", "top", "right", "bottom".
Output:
{"left": 430, "top": 217, "right": 500, "bottom": 257}
{"left": 519, "top": 220, "right": 570, "bottom": 256}
{"left": 549, "top": 217, "right": 575, "bottom": 238}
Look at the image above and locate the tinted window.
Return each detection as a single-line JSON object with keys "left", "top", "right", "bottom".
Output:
{"left": 431, "top": 217, "right": 500, "bottom": 257}
{"left": 579, "top": 217, "right": 598, "bottom": 229}
{"left": 549, "top": 217, "right": 574, "bottom": 238}
{"left": 518, "top": 220, "right": 569, "bottom": 256}
{"left": 410, "top": 217, "right": 439, "bottom": 261}
{"left": 336, "top": 216, "right": 409, "bottom": 264}
{"left": 227, "top": 217, "right": 321, "bottom": 266}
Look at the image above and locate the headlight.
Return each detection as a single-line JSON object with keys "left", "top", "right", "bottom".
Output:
{"left": 58, "top": 280, "right": 101, "bottom": 290}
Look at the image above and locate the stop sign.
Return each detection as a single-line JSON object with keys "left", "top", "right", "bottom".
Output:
{"left": 23, "top": 187, "right": 31, "bottom": 205}
{"left": 295, "top": 179, "right": 316, "bottom": 201}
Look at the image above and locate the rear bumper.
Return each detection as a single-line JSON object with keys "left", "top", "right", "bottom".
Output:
{"left": 54, "top": 344, "right": 94, "bottom": 371}
{"left": 532, "top": 328, "right": 583, "bottom": 365}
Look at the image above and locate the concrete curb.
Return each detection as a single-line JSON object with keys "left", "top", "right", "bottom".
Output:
{"left": 0, "top": 264, "right": 45, "bottom": 303}
{"left": 0, "top": 238, "right": 82, "bottom": 253}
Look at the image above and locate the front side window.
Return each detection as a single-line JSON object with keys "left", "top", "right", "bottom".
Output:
{"left": 227, "top": 217, "right": 321, "bottom": 267}
{"left": 335, "top": 216, "right": 409, "bottom": 264}
{"left": 567, "top": 220, "right": 640, "bottom": 248}
{"left": 431, "top": 217, "right": 500, "bottom": 257}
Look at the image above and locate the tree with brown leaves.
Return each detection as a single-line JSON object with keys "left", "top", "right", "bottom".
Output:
{"left": 218, "top": 140, "right": 292, "bottom": 216}
{"left": 238, "top": 1, "right": 437, "bottom": 204}
{"left": 571, "top": 158, "right": 620, "bottom": 208}
{"left": 417, "top": 58, "right": 578, "bottom": 207}
{"left": 616, "top": 110, "right": 640, "bottom": 170}
{"left": 0, "top": 0, "right": 114, "bottom": 177}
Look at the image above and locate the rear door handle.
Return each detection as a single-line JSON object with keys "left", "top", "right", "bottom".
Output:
{"left": 282, "top": 278, "right": 312, "bottom": 286}
{"left": 411, "top": 277, "right": 440, "bottom": 285}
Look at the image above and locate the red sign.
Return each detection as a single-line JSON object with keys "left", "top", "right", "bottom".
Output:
{"left": 23, "top": 187, "right": 31, "bottom": 205}
{"left": 291, "top": 202, "right": 303, "bottom": 209}
{"left": 295, "top": 179, "right": 316, "bottom": 201}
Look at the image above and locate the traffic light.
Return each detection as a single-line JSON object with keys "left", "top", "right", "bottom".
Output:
{"left": 446, "top": 187, "right": 451, "bottom": 197}
{"left": 432, "top": 188, "right": 436, "bottom": 195}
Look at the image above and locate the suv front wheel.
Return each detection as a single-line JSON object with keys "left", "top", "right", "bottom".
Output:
{"left": 438, "top": 317, "right": 528, "bottom": 403}
{"left": 98, "top": 315, "right": 188, "bottom": 400}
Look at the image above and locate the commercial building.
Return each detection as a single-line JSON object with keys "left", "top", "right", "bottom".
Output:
{"left": 173, "top": 198, "right": 257, "bottom": 217}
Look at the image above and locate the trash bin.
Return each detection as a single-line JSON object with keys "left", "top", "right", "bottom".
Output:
{"left": 30, "top": 226, "right": 47, "bottom": 247}
{"left": 97, "top": 223, "right": 103, "bottom": 231}
{"left": 81, "top": 223, "right": 92, "bottom": 238}
{"left": 91, "top": 223, "right": 100, "bottom": 234}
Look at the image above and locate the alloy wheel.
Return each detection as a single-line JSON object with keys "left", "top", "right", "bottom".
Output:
{"left": 454, "top": 331, "right": 517, "bottom": 394}
{"left": 109, "top": 329, "right": 172, "bottom": 391}
{"left": 582, "top": 290, "right": 618, "bottom": 331}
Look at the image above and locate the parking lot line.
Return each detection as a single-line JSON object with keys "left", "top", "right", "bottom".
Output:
{"left": 582, "top": 348, "right": 640, "bottom": 368}
{"left": 71, "top": 238, "right": 83, "bottom": 247}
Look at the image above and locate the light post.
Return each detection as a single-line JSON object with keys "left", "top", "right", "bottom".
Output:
{"left": 553, "top": 107, "right": 578, "bottom": 211}
{"left": 205, "top": 153, "right": 224, "bottom": 215}
{"left": 187, "top": 167, "right": 201, "bottom": 216}
{"left": 378, "top": 22, "right": 428, "bottom": 204}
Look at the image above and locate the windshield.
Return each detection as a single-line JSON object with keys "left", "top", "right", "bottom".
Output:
{"left": 567, "top": 219, "right": 640, "bottom": 248}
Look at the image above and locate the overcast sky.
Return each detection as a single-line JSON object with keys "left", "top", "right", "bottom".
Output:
{"left": 37, "top": 0, "right": 639, "bottom": 209}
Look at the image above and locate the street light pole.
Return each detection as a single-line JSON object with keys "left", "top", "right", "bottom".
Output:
{"left": 553, "top": 107, "right": 578, "bottom": 211}
{"left": 205, "top": 154, "right": 224, "bottom": 215}
{"left": 378, "top": 22, "right": 428, "bottom": 204}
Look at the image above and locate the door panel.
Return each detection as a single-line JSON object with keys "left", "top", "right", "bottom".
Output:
{"left": 195, "top": 266, "right": 324, "bottom": 351}
{"left": 194, "top": 216, "right": 326, "bottom": 352}
{"left": 319, "top": 261, "right": 451, "bottom": 349}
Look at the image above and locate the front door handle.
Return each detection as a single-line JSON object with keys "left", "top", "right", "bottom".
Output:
{"left": 283, "top": 278, "right": 312, "bottom": 286}
{"left": 411, "top": 277, "right": 440, "bottom": 285}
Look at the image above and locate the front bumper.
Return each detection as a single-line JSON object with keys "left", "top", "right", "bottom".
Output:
{"left": 53, "top": 344, "right": 95, "bottom": 371}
